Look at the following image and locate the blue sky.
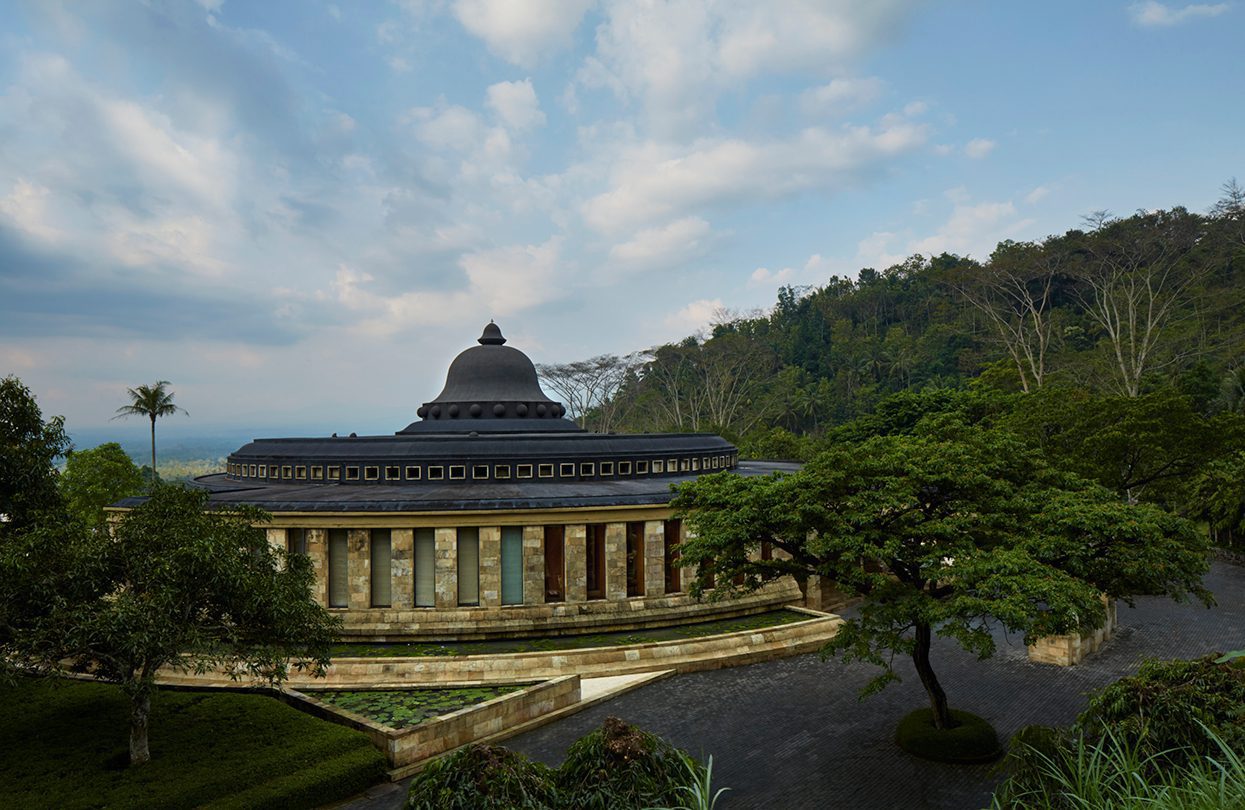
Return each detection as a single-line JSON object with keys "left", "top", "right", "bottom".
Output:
{"left": 1, "top": 0, "right": 1241, "bottom": 440}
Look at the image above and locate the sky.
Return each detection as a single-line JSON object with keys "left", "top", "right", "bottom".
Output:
{"left": 1, "top": 0, "right": 1242, "bottom": 442}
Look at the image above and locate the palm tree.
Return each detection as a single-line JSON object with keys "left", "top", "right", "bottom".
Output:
{"left": 113, "top": 381, "right": 188, "bottom": 484}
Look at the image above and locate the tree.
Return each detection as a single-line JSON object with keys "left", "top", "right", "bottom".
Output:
{"left": 113, "top": 381, "right": 187, "bottom": 483}
{"left": 59, "top": 443, "right": 144, "bottom": 529}
{"left": 0, "top": 376, "right": 70, "bottom": 536}
{"left": 950, "top": 240, "right": 1065, "bottom": 393}
{"left": 537, "top": 354, "right": 641, "bottom": 432}
{"left": 1073, "top": 209, "right": 1208, "bottom": 397}
{"left": 672, "top": 419, "right": 1209, "bottom": 731}
{"left": 7, "top": 485, "right": 338, "bottom": 766}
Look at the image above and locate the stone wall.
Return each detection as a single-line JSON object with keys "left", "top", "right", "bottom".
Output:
{"left": 1027, "top": 598, "right": 1119, "bottom": 666}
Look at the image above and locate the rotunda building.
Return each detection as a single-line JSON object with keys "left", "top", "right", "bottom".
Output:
{"left": 191, "top": 323, "right": 800, "bottom": 640}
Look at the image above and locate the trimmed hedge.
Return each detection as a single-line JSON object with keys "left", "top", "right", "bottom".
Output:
{"left": 0, "top": 678, "right": 386, "bottom": 810}
{"left": 895, "top": 708, "right": 1001, "bottom": 764}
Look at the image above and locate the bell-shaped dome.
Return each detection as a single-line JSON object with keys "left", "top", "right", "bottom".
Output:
{"left": 397, "top": 323, "right": 580, "bottom": 434}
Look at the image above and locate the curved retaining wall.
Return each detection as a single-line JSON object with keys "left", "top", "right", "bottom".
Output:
{"left": 285, "top": 609, "right": 841, "bottom": 687}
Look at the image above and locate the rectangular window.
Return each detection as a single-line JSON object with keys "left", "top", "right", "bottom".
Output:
{"left": 495, "top": 465, "right": 511, "bottom": 479}
{"left": 618, "top": 461, "right": 631, "bottom": 475}
{"left": 370, "top": 529, "right": 392, "bottom": 607}
{"left": 457, "top": 528, "right": 480, "bottom": 606}
{"left": 364, "top": 466, "right": 380, "bottom": 481}
{"left": 385, "top": 465, "right": 401, "bottom": 480}
{"left": 282, "top": 465, "right": 293, "bottom": 479}
{"left": 626, "top": 522, "right": 645, "bottom": 597}
{"left": 600, "top": 461, "right": 614, "bottom": 476}
{"left": 652, "top": 460, "right": 664, "bottom": 474}
{"left": 258, "top": 465, "right": 268, "bottom": 478}
{"left": 311, "top": 466, "right": 324, "bottom": 481}
{"left": 579, "top": 462, "right": 595, "bottom": 477}
{"left": 537, "top": 464, "right": 554, "bottom": 478}
{"left": 249, "top": 464, "right": 257, "bottom": 477}
{"left": 586, "top": 524, "right": 606, "bottom": 600}
{"left": 328, "top": 466, "right": 341, "bottom": 480}
{"left": 712, "top": 457, "right": 720, "bottom": 469}
{"left": 544, "top": 525, "right": 565, "bottom": 603}
{"left": 679, "top": 458, "right": 690, "bottom": 472}
{"left": 328, "top": 528, "right": 348, "bottom": 608}
{"left": 287, "top": 528, "right": 308, "bottom": 557}
{"left": 296, "top": 466, "right": 307, "bottom": 480}
{"left": 405, "top": 466, "right": 421, "bottom": 480}
{"left": 637, "top": 460, "right": 649, "bottom": 474}
{"left": 345, "top": 466, "right": 360, "bottom": 481}
{"left": 449, "top": 465, "right": 466, "bottom": 480}
{"left": 500, "top": 526, "right": 523, "bottom": 605}
{"left": 517, "top": 464, "right": 534, "bottom": 479}
{"left": 427, "top": 466, "right": 444, "bottom": 480}
{"left": 560, "top": 462, "right": 575, "bottom": 478}
{"left": 414, "top": 528, "right": 435, "bottom": 607}
{"left": 664, "top": 520, "right": 681, "bottom": 593}
{"left": 472, "top": 465, "right": 489, "bottom": 480}
{"left": 691, "top": 458, "right": 700, "bottom": 471}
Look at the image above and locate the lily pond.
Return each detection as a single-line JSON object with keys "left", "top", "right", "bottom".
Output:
{"left": 313, "top": 685, "right": 522, "bottom": 729}
{"left": 331, "top": 608, "right": 809, "bottom": 658}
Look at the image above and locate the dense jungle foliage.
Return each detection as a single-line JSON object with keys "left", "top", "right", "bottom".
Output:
{"left": 543, "top": 186, "right": 1245, "bottom": 543}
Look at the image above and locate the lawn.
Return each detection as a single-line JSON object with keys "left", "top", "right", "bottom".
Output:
{"left": 0, "top": 677, "right": 387, "bottom": 810}
{"left": 314, "top": 685, "right": 523, "bottom": 728}
{"left": 332, "top": 607, "right": 810, "bottom": 658}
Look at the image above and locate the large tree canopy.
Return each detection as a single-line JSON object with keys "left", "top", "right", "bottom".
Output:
{"left": 58, "top": 442, "right": 144, "bottom": 529}
{"left": 0, "top": 375, "right": 70, "bottom": 535}
{"left": 672, "top": 418, "right": 1210, "bottom": 729}
{"left": 5, "top": 485, "right": 338, "bottom": 766}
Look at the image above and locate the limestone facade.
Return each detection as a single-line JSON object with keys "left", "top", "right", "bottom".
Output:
{"left": 263, "top": 505, "right": 802, "bottom": 640}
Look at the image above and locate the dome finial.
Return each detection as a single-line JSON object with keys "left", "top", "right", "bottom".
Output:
{"left": 478, "top": 322, "right": 506, "bottom": 345}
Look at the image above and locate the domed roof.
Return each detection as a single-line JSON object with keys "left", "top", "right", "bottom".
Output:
{"left": 398, "top": 323, "right": 579, "bottom": 434}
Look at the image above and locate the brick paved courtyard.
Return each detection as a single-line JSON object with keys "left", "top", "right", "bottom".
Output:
{"left": 504, "top": 560, "right": 1245, "bottom": 809}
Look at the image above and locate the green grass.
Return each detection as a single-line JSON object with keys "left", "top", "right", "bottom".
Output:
{"left": 314, "top": 685, "right": 522, "bottom": 728}
{"left": 894, "top": 707, "right": 1002, "bottom": 764}
{"left": 332, "top": 608, "right": 809, "bottom": 658}
{"left": 0, "top": 678, "right": 387, "bottom": 810}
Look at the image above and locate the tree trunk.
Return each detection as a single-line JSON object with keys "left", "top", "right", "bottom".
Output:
{"left": 130, "top": 690, "right": 151, "bottom": 766}
{"left": 913, "top": 621, "right": 954, "bottom": 730}
{"left": 149, "top": 415, "right": 157, "bottom": 486}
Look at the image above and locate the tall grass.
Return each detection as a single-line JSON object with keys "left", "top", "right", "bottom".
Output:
{"left": 991, "top": 724, "right": 1245, "bottom": 810}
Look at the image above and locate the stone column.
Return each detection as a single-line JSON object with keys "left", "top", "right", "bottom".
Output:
{"left": 644, "top": 521, "right": 665, "bottom": 597}
{"left": 434, "top": 527, "right": 457, "bottom": 609}
{"left": 479, "top": 526, "right": 502, "bottom": 607}
{"left": 266, "top": 528, "right": 286, "bottom": 571}
{"left": 605, "top": 522, "right": 627, "bottom": 601}
{"left": 391, "top": 528, "right": 414, "bottom": 609}
{"left": 564, "top": 524, "right": 587, "bottom": 602}
{"left": 347, "top": 528, "right": 370, "bottom": 609}
{"left": 523, "top": 526, "right": 545, "bottom": 605}
{"left": 680, "top": 522, "right": 699, "bottom": 594}
{"left": 306, "top": 528, "right": 328, "bottom": 606}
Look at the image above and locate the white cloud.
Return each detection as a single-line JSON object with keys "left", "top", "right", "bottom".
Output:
{"left": 453, "top": 0, "right": 593, "bottom": 67}
{"left": 749, "top": 266, "right": 794, "bottom": 286}
{"left": 583, "top": 0, "right": 920, "bottom": 137}
{"left": 486, "top": 79, "right": 546, "bottom": 131}
{"left": 964, "top": 137, "right": 996, "bottom": 159}
{"left": 664, "top": 297, "right": 724, "bottom": 334}
{"left": 1024, "top": 185, "right": 1050, "bottom": 204}
{"left": 799, "top": 76, "right": 885, "bottom": 115}
{"left": 910, "top": 200, "right": 1033, "bottom": 259}
{"left": 408, "top": 104, "right": 482, "bottom": 150}
{"left": 1129, "top": 1, "right": 1230, "bottom": 26}
{"left": 0, "top": 180, "right": 60, "bottom": 241}
{"left": 582, "top": 121, "right": 928, "bottom": 233}
{"left": 609, "top": 216, "right": 712, "bottom": 265}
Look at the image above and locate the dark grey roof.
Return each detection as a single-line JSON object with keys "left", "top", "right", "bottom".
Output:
{"left": 400, "top": 323, "right": 578, "bottom": 434}
{"left": 124, "top": 461, "right": 799, "bottom": 513}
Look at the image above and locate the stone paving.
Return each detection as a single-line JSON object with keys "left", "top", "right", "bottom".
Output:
{"left": 335, "top": 560, "right": 1245, "bottom": 810}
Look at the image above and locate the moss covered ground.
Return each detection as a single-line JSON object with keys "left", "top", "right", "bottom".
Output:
{"left": 331, "top": 607, "right": 808, "bottom": 658}
{"left": 314, "top": 685, "right": 522, "bottom": 728}
{"left": 0, "top": 677, "right": 386, "bottom": 809}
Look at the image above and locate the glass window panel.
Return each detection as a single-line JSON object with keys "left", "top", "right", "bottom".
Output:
{"left": 414, "top": 528, "right": 435, "bottom": 607}
{"left": 457, "top": 528, "right": 480, "bottom": 606}
{"left": 500, "top": 526, "right": 523, "bottom": 605}
{"left": 370, "top": 529, "right": 392, "bottom": 607}
{"left": 328, "top": 529, "right": 348, "bottom": 607}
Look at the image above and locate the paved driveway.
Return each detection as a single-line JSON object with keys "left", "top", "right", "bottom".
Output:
{"left": 505, "top": 561, "right": 1245, "bottom": 809}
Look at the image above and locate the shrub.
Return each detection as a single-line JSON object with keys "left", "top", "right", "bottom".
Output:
{"left": 894, "top": 708, "right": 1001, "bottom": 764}
{"left": 406, "top": 744, "right": 557, "bottom": 810}
{"left": 1075, "top": 653, "right": 1245, "bottom": 768}
{"left": 555, "top": 716, "right": 696, "bottom": 809}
